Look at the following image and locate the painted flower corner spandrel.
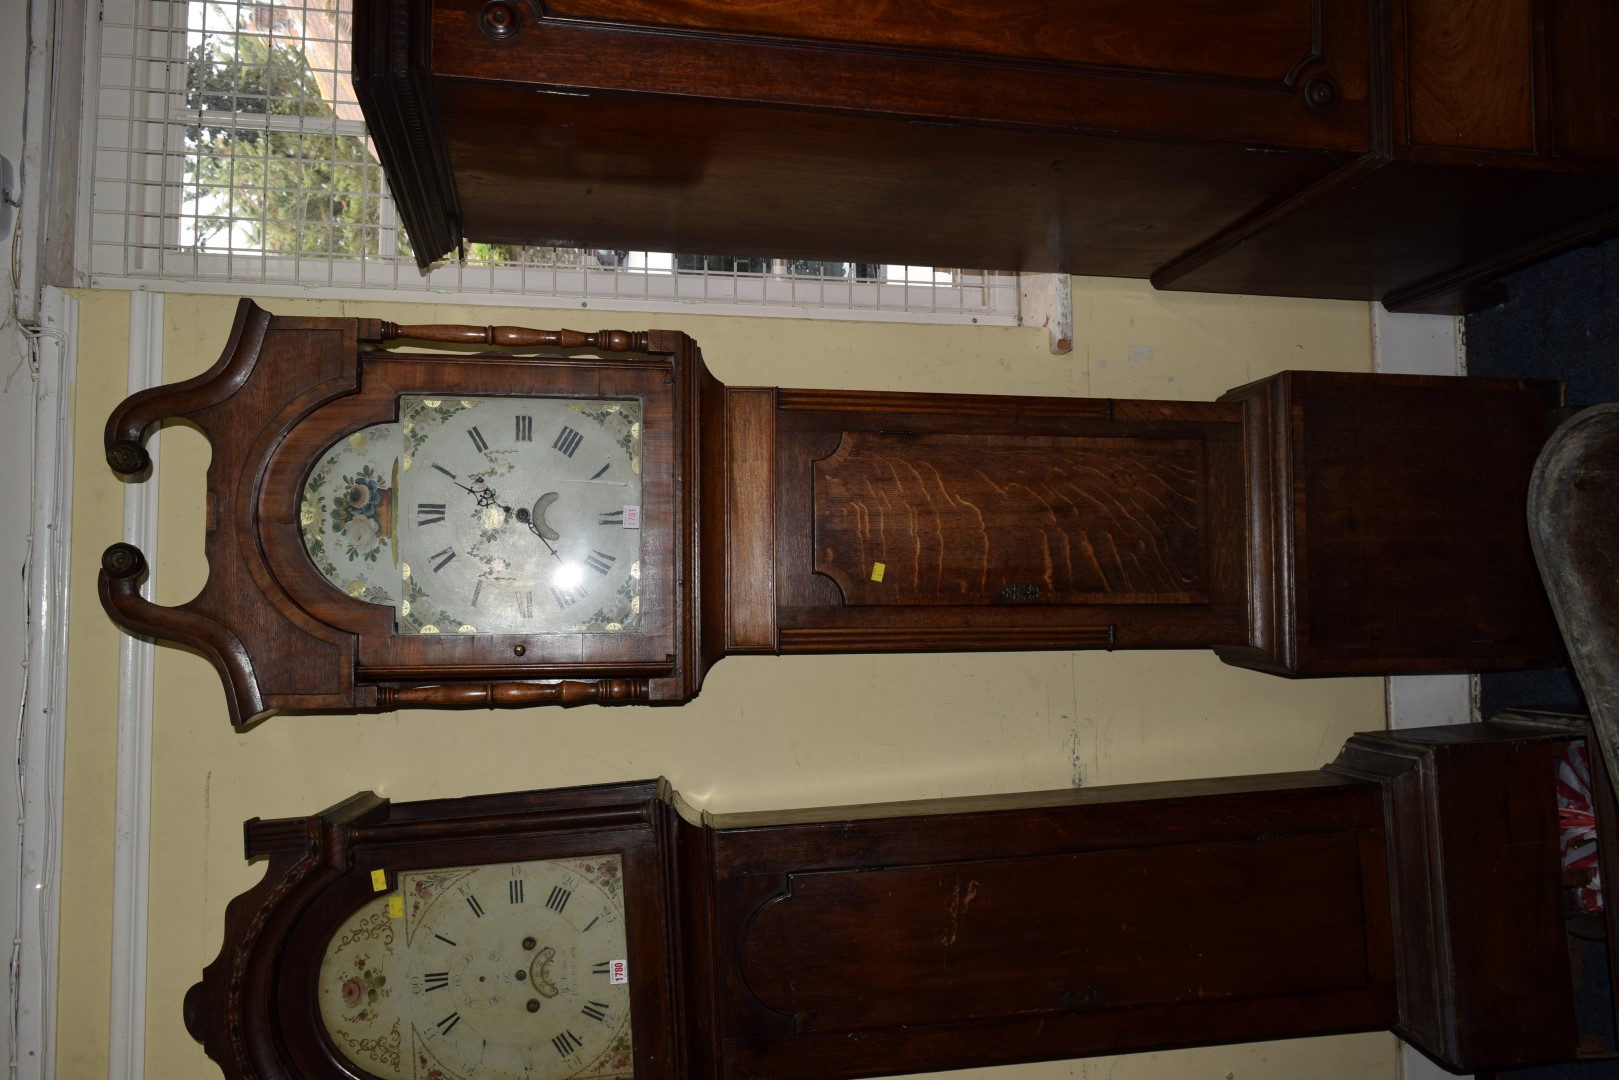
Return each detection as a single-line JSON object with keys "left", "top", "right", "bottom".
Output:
{"left": 570, "top": 400, "right": 642, "bottom": 469}
{"left": 575, "top": 857, "right": 622, "bottom": 898}
{"left": 401, "top": 867, "right": 477, "bottom": 944}
{"left": 318, "top": 909, "right": 403, "bottom": 1072}
{"left": 301, "top": 423, "right": 399, "bottom": 605}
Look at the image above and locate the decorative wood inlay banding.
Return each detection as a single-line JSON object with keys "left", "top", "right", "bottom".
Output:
{"left": 224, "top": 837, "right": 324, "bottom": 1077}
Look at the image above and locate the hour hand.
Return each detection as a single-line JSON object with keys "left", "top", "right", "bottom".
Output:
{"left": 467, "top": 477, "right": 501, "bottom": 509}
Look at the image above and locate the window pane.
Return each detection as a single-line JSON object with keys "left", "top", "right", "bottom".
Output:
{"left": 90, "top": 0, "right": 1019, "bottom": 319}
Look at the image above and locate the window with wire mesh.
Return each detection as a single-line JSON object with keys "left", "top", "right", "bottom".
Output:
{"left": 181, "top": 0, "right": 383, "bottom": 258}
{"left": 87, "top": 0, "right": 1018, "bottom": 317}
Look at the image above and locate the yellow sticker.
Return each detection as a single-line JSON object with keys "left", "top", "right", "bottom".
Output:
{"left": 870, "top": 562, "right": 886, "bottom": 582}
{"left": 370, "top": 868, "right": 388, "bottom": 892}
{"left": 388, "top": 896, "right": 404, "bottom": 919}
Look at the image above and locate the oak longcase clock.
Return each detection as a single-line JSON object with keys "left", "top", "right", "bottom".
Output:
{"left": 186, "top": 713, "right": 1615, "bottom": 1079}
{"left": 101, "top": 302, "right": 699, "bottom": 724}
{"left": 101, "top": 300, "right": 1563, "bottom": 725}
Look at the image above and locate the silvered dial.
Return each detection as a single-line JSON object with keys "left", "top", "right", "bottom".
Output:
{"left": 297, "top": 395, "right": 643, "bottom": 635}
{"left": 395, "top": 395, "right": 642, "bottom": 635}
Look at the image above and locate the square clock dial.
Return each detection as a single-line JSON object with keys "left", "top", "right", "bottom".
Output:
{"left": 300, "top": 395, "right": 644, "bottom": 636}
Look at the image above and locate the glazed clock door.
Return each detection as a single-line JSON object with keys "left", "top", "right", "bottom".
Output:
{"left": 394, "top": 395, "right": 642, "bottom": 635}
{"left": 301, "top": 393, "right": 645, "bottom": 637}
{"left": 183, "top": 781, "right": 680, "bottom": 1080}
{"left": 316, "top": 857, "right": 634, "bottom": 1079}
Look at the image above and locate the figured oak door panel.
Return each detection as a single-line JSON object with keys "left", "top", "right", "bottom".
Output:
{"left": 812, "top": 433, "right": 1208, "bottom": 606}
{"left": 773, "top": 392, "right": 1251, "bottom": 653}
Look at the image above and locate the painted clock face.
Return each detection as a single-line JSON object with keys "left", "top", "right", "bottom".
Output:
{"left": 299, "top": 395, "right": 643, "bottom": 635}
{"left": 317, "top": 855, "right": 635, "bottom": 1080}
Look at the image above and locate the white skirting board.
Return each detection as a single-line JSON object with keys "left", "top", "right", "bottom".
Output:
{"left": 107, "top": 291, "right": 163, "bottom": 1080}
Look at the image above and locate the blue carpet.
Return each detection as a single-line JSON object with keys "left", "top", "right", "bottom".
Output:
{"left": 1465, "top": 234, "right": 1619, "bottom": 1077}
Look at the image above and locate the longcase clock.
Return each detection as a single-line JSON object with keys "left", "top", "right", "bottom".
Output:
{"left": 185, "top": 712, "right": 1616, "bottom": 1078}
{"left": 100, "top": 300, "right": 1563, "bottom": 724}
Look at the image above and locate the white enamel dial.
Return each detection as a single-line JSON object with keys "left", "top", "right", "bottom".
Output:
{"left": 318, "top": 855, "right": 634, "bottom": 1080}
{"left": 396, "top": 395, "right": 642, "bottom": 635}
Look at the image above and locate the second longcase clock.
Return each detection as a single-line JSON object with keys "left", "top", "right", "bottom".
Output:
{"left": 100, "top": 301, "right": 1562, "bottom": 723}
{"left": 186, "top": 712, "right": 1617, "bottom": 1078}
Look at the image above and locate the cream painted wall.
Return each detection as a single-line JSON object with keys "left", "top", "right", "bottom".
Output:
{"left": 60, "top": 282, "right": 1395, "bottom": 1080}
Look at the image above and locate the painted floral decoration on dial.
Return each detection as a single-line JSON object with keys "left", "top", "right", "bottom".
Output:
{"left": 318, "top": 856, "right": 634, "bottom": 1080}
{"left": 300, "top": 396, "right": 642, "bottom": 636}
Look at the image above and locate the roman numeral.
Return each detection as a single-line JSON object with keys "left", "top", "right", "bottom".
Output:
{"left": 509, "top": 879, "right": 525, "bottom": 904}
{"left": 430, "top": 548, "right": 456, "bottom": 573}
{"left": 592, "top": 961, "right": 611, "bottom": 976}
{"left": 581, "top": 1001, "right": 610, "bottom": 1023}
{"left": 416, "top": 503, "right": 446, "bottom": 526}
{"left": 518, "top": 592, "right": 534, "bottom": 619}
{"left": 437, "top": 1011, "right": 462, "bottom": 1035}
{"left": 583, "top": 550, "right": 616, "bottom": 575}
{"left": 434, "top": 933, "right": 457, "bottom": 946}
{"left": 551, "top": 585, "right": 586, "bottom": 610}
{"left": 552, "top": 426, "right": 584, "bottom": 458}
{"left": 551, "top": 1031, "right": 584, "bottom": 1058}
{"left": 423, "top": 971, "right": 449, "bottom": 992}
{"left": 546, "top": 885, "right": 572, "bottom": 913}
{"left": 432, "top": 463, "right": 457, "bottom": 480}
{"left": 471, "top": 580, "right": 484, "bottom": 608}
{"left": 581, "top": 916, "right": 599, "bottom": 933}
{"left": 465, "top": 895, "right": 484, "bottom": 918}
{"left": 590, "top": 461, "right": 611, "bottom": 480}
{"left": 467, "top": 426, "right": 489, "bottom": 453}
{"left": 515, "top": 415, "right": 533, "bottom": 441}
{"left": 598, "top": 510, "right": 623, "bottom": 526}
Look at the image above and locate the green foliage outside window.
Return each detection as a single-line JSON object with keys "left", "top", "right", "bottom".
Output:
{"left": 179, "top": 7, "right": 884, "bottom": 278}
{"left": 184, "top": 17, "right": 385, "bottom": 257}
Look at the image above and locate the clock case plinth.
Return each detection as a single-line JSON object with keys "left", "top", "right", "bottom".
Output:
{"left": 100, "top": 301, "right": 1563, "bottom": 725}
{"left": 188, "top": 713, "right": 1617, "bottom": 1079}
